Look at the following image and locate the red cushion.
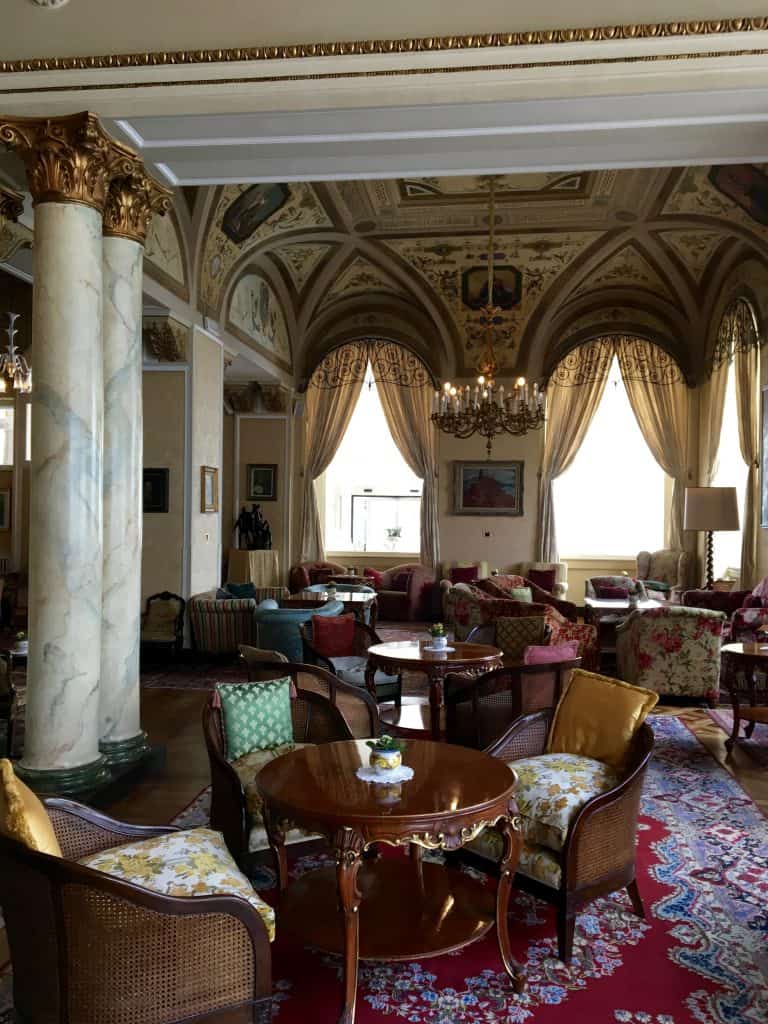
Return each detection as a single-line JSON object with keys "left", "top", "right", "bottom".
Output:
{"left": 312, "top": 614, "right": 355, "bottom": 658}
{"left": 363, "top": 567, "right": 383, "bottom": 590}
{"left": 596, "top": 585, "right": 626, "bottom": 599}
{"left": 527, "top": 568, "right": 557, "bottom": 594}
{"left": 390, "top": 571, "right": 412, "bottom": 593}
{"left": 523, "top": 641, "right": 579, "bottom": 665}
{"left": 449, "top": 566, "right": 477, "bottom": 585}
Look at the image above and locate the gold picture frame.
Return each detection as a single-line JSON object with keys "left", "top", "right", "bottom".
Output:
{"left": 200, "top": 466, "right": 219, "bottom": 514}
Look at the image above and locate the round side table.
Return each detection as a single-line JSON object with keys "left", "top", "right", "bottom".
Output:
{"left": 721, "top": 642, "right": 768, "bottom": 751}
{"left": 257, "top": 739, "right": 524, "bottom": 1024}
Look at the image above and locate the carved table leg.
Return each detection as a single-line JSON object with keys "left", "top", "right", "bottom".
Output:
{"left": 495, "top": 815, "right": 526, "bottom": 994}
{"left": 334, "top": 827, "right": 364, "bottom": 1024}
{"left": 428, "top": 671, "right": 442, "bottom": 740}
{"left": 262, "top": 805, "right": 288, "bottom": 893}
{"left": 363, "top": 658, "right": 378, "bottom": 701}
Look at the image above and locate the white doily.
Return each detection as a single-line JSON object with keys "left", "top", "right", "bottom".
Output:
{"left": 356, "top": 765, "right": 415, "bottom": 784}
{"left": 422, "top": 644, "right": 456, "bottom": 653}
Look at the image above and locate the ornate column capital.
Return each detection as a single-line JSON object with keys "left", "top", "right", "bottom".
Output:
{"left": 104, "top": 168, "right": 173, "bottom": 245}
{"left": 0, "top": 184, "right": 24, "bottom": 224}
{"left": 0, "top": 111, "right": 136, "bottom": 211}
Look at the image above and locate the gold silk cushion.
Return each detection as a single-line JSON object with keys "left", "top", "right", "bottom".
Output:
{"left": 547, "top": 669, "right": 658, "bottom": 772}
{"left": 495, "top": 616, "right": 548, "bottom": 661}
{"left": 0, "top": 759, "right": 62, "bottom": 857}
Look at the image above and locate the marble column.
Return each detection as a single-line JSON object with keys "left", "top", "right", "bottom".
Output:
{"left": 0, "top": 113, "right": 138, "bottom": 793}
{"left": 99, "top": 173, "right": 171, "bottom": 764}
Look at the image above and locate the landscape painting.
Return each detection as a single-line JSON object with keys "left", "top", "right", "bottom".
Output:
{"left": 453, "top": 461, "right": 524, "bottom": 516}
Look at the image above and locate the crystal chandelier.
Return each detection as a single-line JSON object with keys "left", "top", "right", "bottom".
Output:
{"left": 431, "top": 177, "right": 544, "bottom": 457}
{"left": 0, "top": 314, "right": 32, "bottom": 394}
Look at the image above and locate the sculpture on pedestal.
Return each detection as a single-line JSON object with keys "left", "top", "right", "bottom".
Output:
{"left": 234, "top": 504, "right": 273, "bottom": 550}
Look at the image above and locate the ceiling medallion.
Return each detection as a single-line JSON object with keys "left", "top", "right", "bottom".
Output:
{"left": 29, "top": 0, "right": 71, "bottom": 8}
{"left": 431, "top": 177, "right": 544, "bottom": 458}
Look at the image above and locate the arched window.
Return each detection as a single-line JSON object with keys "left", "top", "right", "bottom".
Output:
{"left": 553, "top": 353, "right": 667, "bottom": 557}
{"left": 319, "top": 360, "right": 423, "bottom": 556}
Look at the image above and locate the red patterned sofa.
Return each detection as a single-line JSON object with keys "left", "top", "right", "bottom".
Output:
{"left": 477, "top": 574, "right": 578, "bottom": 622}
{"left": 442, "top": 581, "right": 598, "bottom": 670}
{"left": 683, "top": 575, "right": 768, "bottom": 643}
{"left": 364, "top": 563, "right": 437, "bottom": 622}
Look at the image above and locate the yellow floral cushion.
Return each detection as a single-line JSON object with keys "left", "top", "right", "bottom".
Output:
{"left": 512, "top": 753, "right": 619, "bottom": 852}
{"left": 232, "top": 744, "right": 319, "bottom": 853}
{"left": 466, "top": 830, "right": 563, "bottom": 889}
{"left": 80, "top": 828, "right": 275, "bottom": 942}
{"left": 0, "top": 758, "right": 61, "bottom": 857}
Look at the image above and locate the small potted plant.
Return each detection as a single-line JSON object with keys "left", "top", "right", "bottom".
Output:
{"left": 366, "top": 734, "right": 405, "bottom": 774}
{"left": 428, "top": 622, "right": 448, "bottom": 651}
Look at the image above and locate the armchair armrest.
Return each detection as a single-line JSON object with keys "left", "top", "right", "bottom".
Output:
{"left": 45, "top": 798, "right": 178, "bottom": 860}
{"left": 484, "top": 710, "right": 552, "bottom": 762}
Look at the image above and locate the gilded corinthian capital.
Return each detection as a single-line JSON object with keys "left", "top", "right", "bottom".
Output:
{"left": 103, "top": 169, "right": 173, "bottom": 245}
{"left": 0, "top": 111, "right": 136, "bottom": 211}
{"left": 0, "top": 185, "right": 23, "bottom": 225}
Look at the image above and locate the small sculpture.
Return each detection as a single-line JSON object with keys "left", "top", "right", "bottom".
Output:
{"left": 234, "top": 506, "right": 252, "bottom": 549}
{"left": 250, "top": 504, "right": 272, "bottom": 551}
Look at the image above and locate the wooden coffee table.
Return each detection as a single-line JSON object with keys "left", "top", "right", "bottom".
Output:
{"left": 365, "top": 640, "right": 503, "bottom": 740}
{"left": 721, "top": 642, "right": 768, "bottom": 752}
{"left": 257, "top": 739, "right": 524, "bottom": 1024}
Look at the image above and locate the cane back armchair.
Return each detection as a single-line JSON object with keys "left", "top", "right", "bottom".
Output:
{"left": 204, "top": 662, "right": 379, "bottom": 869}
{"left": 299, "top": 618, "right": 402, "bottom": 706}
{"left": 0, "top": 798, "right": 272, "bottom": 1024}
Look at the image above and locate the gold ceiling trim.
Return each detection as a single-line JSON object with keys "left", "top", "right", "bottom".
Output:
{"left": 1, "top": 17, "right": 766, "bottom": 74}
{"left": 2, "top": 47, "right": 767, "bottom": 97}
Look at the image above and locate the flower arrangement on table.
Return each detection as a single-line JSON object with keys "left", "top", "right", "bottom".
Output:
{"left": 357, "top": 735, "right": 414, "bottom": 784}
{"left": 427, "top": 622, "right": 448, "bottom": 650}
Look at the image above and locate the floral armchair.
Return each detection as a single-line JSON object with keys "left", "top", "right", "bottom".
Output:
{"left": 478, "top": 574, "right": 578, "bottom": 622}
{"left": 636, "top": 549, "right": 691, "bottom": 603}
{"left": 441, "top": 582, "right": 598, "bottom": 670}
{"left": 512, "top": 561, "right": 569, "bottom": 599}
{"left": 585, "top": 575, "right": 649, "bottom": 600}
{"left": 615, "top": 605, "right": 725, "bottom": 703}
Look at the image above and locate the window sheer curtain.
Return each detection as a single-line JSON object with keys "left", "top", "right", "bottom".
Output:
{"left": 536, "top": 338, "right": 613, "bottom": 562}
{"left": 370, "top": 342, "right": 440, "bottom": 567}
{"left": 735, "top": 343, "right": 760, "bottom": 587}
{"left": 615, "top": 337, "right": 691, "bottom": 551}
{"left": 299, "top": 341, "right": 367, "bottom": 562}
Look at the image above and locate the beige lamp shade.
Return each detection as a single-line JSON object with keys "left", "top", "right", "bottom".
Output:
{"left": 683, "top": 487, "right": 740, "bottom": 531}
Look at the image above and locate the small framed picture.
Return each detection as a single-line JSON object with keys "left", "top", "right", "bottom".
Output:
{"left": 247, "top": 463, "right": 278, "bottom": 501}
{"left": 0, "top": 489, "right": 10, "bottom": 531}
{"left": 143, "top": 468, "right": 169, "bottom": 514}
{"left": 200, "top": 466, "right": 219, "bottom": 514}
{"left": 453, "top": 460, "right": 524, "bottom": 516}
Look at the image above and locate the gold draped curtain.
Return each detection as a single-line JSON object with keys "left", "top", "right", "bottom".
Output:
{"left": 538, "top": 336, "right": 689, "bottom": 562}
{"left": 300, "top": 340, "right": 436, "bottom": 564}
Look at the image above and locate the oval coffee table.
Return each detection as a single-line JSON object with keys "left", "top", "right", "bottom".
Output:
{"left": 365, "top": 640, "right": 503, "bottom": 740}
{"left": 257, "top": 739, "right": 524, "bottom": 1024}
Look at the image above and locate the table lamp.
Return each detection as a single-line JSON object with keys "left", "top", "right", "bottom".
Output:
{"left": 683, "top": 486, "right": 740, "bottom": 589}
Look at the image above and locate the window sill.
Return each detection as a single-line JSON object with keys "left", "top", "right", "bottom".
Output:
{"left": 327, "top": 551, "right": 420, "bottom": 561}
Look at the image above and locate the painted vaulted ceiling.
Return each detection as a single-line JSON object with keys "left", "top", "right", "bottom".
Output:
{"left": 152, "top": 163, "right": 768, "bottom": 384}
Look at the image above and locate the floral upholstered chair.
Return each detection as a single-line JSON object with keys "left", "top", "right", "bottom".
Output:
{"left": 636, "top": 549, "right": 691, "bottom": 603}
{"left": 479, "top": 574, "right": 578, "bottom": 621}
{"left": 615, "top": 605, "right": 725, "bottom": 703}
{"left": 463, "top": 670, "right": 656, "bottom": 962}
{"left": 585, "top": 575, "right": 649, "bottom": 600}
{"left": 513, "top": 561, "right": 569, "bottom": 599}
{"left": 0, "top": 762, "right": 274, "bottom": 1022}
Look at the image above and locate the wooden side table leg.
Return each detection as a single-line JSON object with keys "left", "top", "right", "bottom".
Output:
{"left": 363, "top": 659, "right": 378, "bottom": 700}
{"left": 495, "top": 815, "right": 525, "bottom": 994}
{"left": 334, "top": 827, "right": 364, "bottom": 1024}
{"left": 428, "top": 672, "right": 442, "bottom": 741}
{"left": 262, "top": 805, "right": 288, "bottom": 893}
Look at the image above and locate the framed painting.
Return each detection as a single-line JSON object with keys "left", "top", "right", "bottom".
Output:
{"left": 221, "top": 183, "right": 290, "bottom": 243}
{"left": 761, "top": 385, "right": 768, "bottom": 527}
{"left": 247, "top": 463, "right": 278, "bottom": 501}
{"left": 0, "top": 489, "right": 10, "bottom": 531}
{"left": 143, "top": 469, "right": 169, "bottom": 514}
{"left": 453, "top": 460, "right": 524, "bottom": 516}
{"left": 461, "top": 264, "right": 522, "bottom": 310}
{"left": 200, "top": 466, "right": 219, "bottom": 514}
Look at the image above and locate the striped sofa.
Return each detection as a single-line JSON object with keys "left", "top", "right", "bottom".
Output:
{"left": 188, "top": 588, "right": 289, "bottom": 654}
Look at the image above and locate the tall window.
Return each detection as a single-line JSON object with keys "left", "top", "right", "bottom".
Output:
{"left": 553, "top": 355, "right": 667, "bottom": 557}
{"left": 0, "top": 403, "right": 13, "bottom": 466}
{"left": 711, "top": 362, "right": 747, "bottom": 578}
{"left": 321, "top": 362, "right": 422, "bottom": 554}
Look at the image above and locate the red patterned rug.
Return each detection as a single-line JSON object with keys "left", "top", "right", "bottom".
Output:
{"left": 170, "top": 714, "right": 767, "bottom": 1024}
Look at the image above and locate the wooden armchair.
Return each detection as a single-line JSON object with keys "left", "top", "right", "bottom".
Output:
{"left": 444, "top": 659, "right": 580, "bottom": 750}
{"left": 140, "top": 590, "right": 186, "bottom": 655}
{"left": 203, "top": 663, "right": 379, "bottom": 869}
{"left": 463, "top": 711, "right": 654, "bottom": 962}
{"left": 299, "top": 619, "right": 402, "bottom": 706}
{"left": 0, "top": 798, "right": 272, "bottom": 1024}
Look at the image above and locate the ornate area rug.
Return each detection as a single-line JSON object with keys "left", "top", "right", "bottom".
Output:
{"left": 706, "top": 706, "right": 768, "bottom": 768}
{"left": 1, "top": 715, "right": 765, "bottom": 1023}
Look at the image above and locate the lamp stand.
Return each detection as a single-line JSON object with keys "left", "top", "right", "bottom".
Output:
{"left": 705, "top": 529, "right": 714, "bottom": 590}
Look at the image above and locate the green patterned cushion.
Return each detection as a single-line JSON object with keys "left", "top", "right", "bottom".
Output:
{"left": 509, "top": 587, "right": 533, "bottom": 603}
{"left": 216, "top": 679, "right": 293, "bottom": 761}
{"left": 495, "top": 616, "right": 547, "bottom": 660}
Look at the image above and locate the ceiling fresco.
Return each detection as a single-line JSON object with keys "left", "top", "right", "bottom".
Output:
{"left": 175, "top": 163, "right": 768, "bottom": 380}
{"left": 225, "top": 271, "right": 292, "bottom": 373}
